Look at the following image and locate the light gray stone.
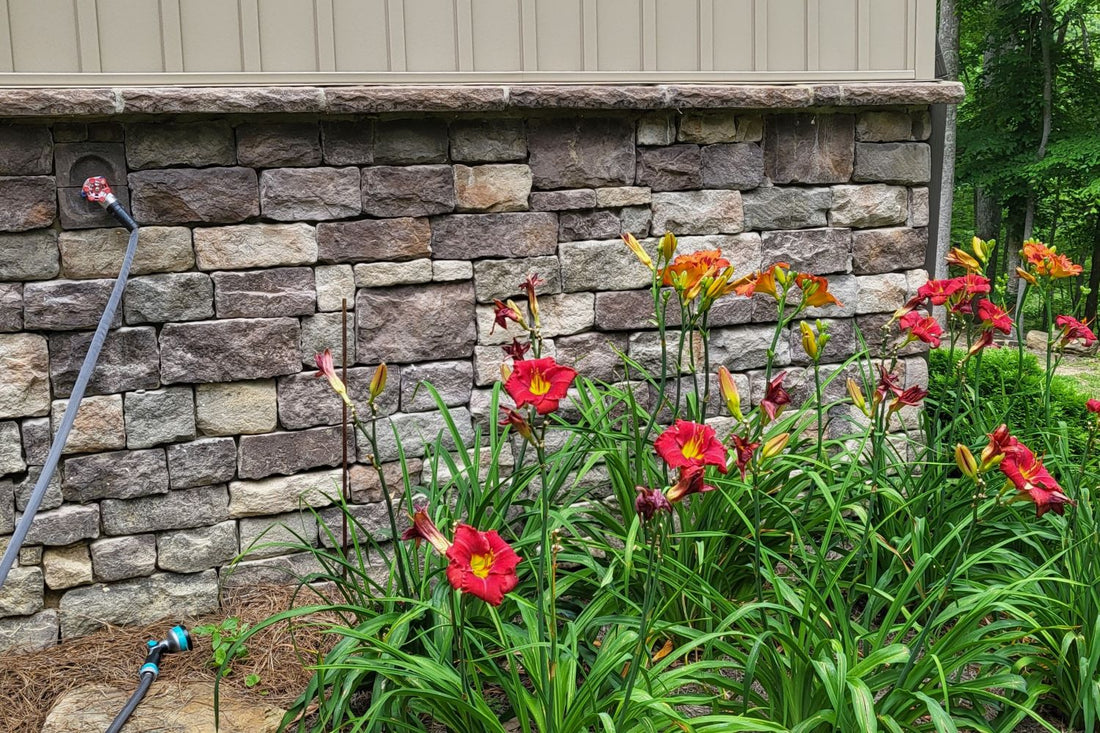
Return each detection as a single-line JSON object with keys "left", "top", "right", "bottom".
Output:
{"left": 909, "top": 187, "right": 930, "bottom": 227}
{"left": 237, "top": 426, "right": 345, "bottom": 480}
{"left": 0, "top": 567, "right": 43, "bottom": 616}
{"left": 59, "top": 227, "right": 193, "bottom": 279}
{"left": 220, "top": 551, "right": 325, "bottom": 588}
{"left": 742, "top": 187, "right": 832, "bottom": 230}
{"left": 299, "top": 311, "right": 357, "bottom": 369}
{"left": 157, "top": 521, "right": 238, "bottom": 573}
{"left": 0, "top": 230, "right": 58, "bottom": 280}
{"left": 0, "top": 610, "right": 57, "bottom": 652}
{"left": 90, "top": 534, "right": 157, "bottom": 582}
{"left": 193, "top": 223, "right": 317, "bottom": 271}
{"left": 260, "top": 167, "right": 361, "bottom": 221}
{"left": 101, "top": 485, "right": 228, "bottom": 535}
{"left": 317, "top": 217, "right": 432, "bottom": 263}
{"left": 476, "top": 293, "right": 594, "bottom": 346}
{"left": 651, "top": 190, "right": 744, "bottom": 235}
{"left": 554, "top": 332, "right": 629, "bottom": 382}
{"left": 239, "top": 511, "right": 318, "bottom": 559}
{"left": 621, "top": 206, "right": 652, "bottom": 238}
{"left": 12, "top": 466, "right": 61, "bottom": 511}
{"left": 316, "top": 265, "right": 355, "bottom": 312}
{"left": 853, "top": 142, "right": 931, "bottom": 185}
{"left": 124, "top": 388, "right": 196, "bottom": 449}
{"left": 123, "top": 272, "right": 213, "bottom": 324}
{"left": 48, "top": 327, "right": 160, "bottom": 399}
{"left": 62, "top": 448, "right": 168, "bottom": 502}
{"left": 166, "top": 437, "right": 237, "bottom": 489}
{"left": 760, "top": 228, "right": 852, "bottom": 275}
{"left": 353, "top": 259, "right": 433, "bottom": 288}
{"left": 400, "top": 361, "right": 473, "bottom": 412}
{"left": 528, "top": 117, "right": 635, "bottom": 189}
{"left": 560, "top": 238, "right": 652, "bottom": 293}
{"left": 366, "top": 407, "right": 476, "bottom": 463}
{"left": 433, "top": 260, "right": 473, "bottom": 281}
{"left": 596, "top": 187, "right": 651, "bottom": 207}
{"left": 357, "top": 282, "right": 476, "bottom": 363}
{"left": 0, "top": 282, "right": 21, "bottom": 332}
{"left": 228, "top": 468, "right": 341, "bottom": 517}
{"left": 50, "top": 394, "right": 126, "bottom": 455}
{"left": 20, "top": 417, "right": 49, "bottom": 464}
{"left": 213, "top": 267, "right": 316, "bottom": 319}
{"left": 627, "top": 330, "right": 703, "bottom": 375}
{"left": 43, "top": 543, "right": 93, "bottom": 590}
{"left": 0, "top": 420, "right": 24, "bottom": 476}
{"left": 473, "top": 256, "right": 562, "bottom": 303}
{"left": 709, "top": 324, "right": 793, "bottom": 372}
{"left": 318, "top": 502, "right": 394, "bottom": 546}
{"left": 20, "top": 504, "right": 99, "bottom": 546}
{"left": 851, "top": 227, "right": 928, "bottom": 275}
{"left": 856, "top": 273, "right": 909, "bottom": 314}
{"left": 453, "top": 164, "right": 531, "bottom": 212}
{"left": 0, "top": 333, "right": 50, "bottom": 419}
{"left": 195, "top": 380, "right": 277, "bottom": 436}
{"left": 23, "top": 279, "right": 121, "bottom": 331}
{"left": 830, "top": 184, "right": 908, "bottom": 228}
{"left": 637, "top": 112, "right": 676, "bottom": 146}
{"left": 450, "top": 118, "right": 526, "bottom": 162}
{"left": 160, "top": 318, "right": 301, "bottom": 384}
{"left": 361, "top": 165, "right": 455, "bottom": 217}
{"left": 59, "top": 570, "right": 219, "bottom": 638}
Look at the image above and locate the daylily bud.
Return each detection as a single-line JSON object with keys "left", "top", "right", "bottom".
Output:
{"left": 369, "top": 362, "right": 388, "bottom": 400}
{"left": 621, "top": 232, "right": 654, "bottom": 270}
{"left": 1015, "top": 267, "right": 1038, "bottom": 286}
{"left": 955, "top": 443, "right": 978, "bottom": 480}
{"left": 500, "top": 363, "right": 512, "bottom": 382}
{"left": 505, "top": 299, "right": 529, "bottom": 330}
{"left": 946, "top": 247, "right": 981, "bottom": 272}
{"left": 847, "top": 378, "right": 870, "bottom": 417}
{"left": 800, "top": 321, "right": 819, "bottom": 361}
{"left": 658, "top": 231, "right": 678, "bottom": 262}
{"left": 499, "top": 406, "right": 536, "bottom": 446}
{"left": 971, "top": 236, "right": 989, "bottom": 263}
{"left": 717, "top": 366, "right": 743, "bottom": 421}
{"left": 761, "top": 432, "right": 790, "bottom": 460}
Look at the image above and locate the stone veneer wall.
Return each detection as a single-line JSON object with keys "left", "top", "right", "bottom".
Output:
{"left": 0, "top": 83, "right": 961, "bottom": 651}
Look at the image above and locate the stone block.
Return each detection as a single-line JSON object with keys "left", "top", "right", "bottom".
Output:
{"left": 236, "top": 122, "right": 321, "bottom": 167}
{"left": 595, "top": 187, "right": 651, "bottom": 207}
{"left": 101, "top": 485, "right": 228, "bottom": 535}
{"left": 213, "top": 267, "right": 316, "bottom": 319}
{"left": 21, "top": 505, "right": 99, "bottom": 546}
{"left": 59, "top": 570, "right": 219, "bottom": 638}
{"left": 0, "top": 610, "right": 57, "bottom": 652}
{"left": 260, "top": 167, "right": 361, "bottom": 221}
{"left": 315, "top": 265, "right": 355, "bottom": 311}
{"left": 124, "top": 388, "right": 196, "bottom": 449}
{"left": 635, "top": 145, "right": 702, "bottom": 191}
{"left": 62, "top": 448, "right": 168, "bottom": 502}
{"left": 800, "top": 274, "right": 858, "bottom": 319}
{"left": 238, "top": 426, "right": 345, "bottom": 480}
{"left": 430, "top": 212, "right": 558, "bottom": 258}
{"left": 0, "top": 230, "right": 58, "bottom": 280}
{"left": 856, "top": 111, "right": 914, "bottom": 142}
{"left": 0, "top": 567, "right": 43, "bottom": 616}
{"left": 528, "top": 117, "right": 635, "bottom": 189}
{"left": 239, "top": 511, "right": 318, "bottom": 559}
{"left": 123, "top": 272, "right": 214, "bottom": 324}
{"left": 677, "top": 112, "right": 738, "bottom": 144}
{"left": 764, "top": 113, "right": 854, "bottom": 185}
{"left": 160, "top": 318, "right": 301, "bottom": 384}
{"left": 621, "top": 206, "right": 652, "bottom": 238}
{"left": 166, "top": 437, "right": 237, "bottom": 489}
{"left": 193, "top": 223, "right": 316, "bottom": 270}
{"left": 830, "top": 184, "right": 908, "bottom": 228}
{"left": 453, "top": 164, "right": 531, "bottom": 212}
{"left": 787, "top": 318, "right": 858, "bottom": 366}
{"left": 0, "top": 176, "right": 56, "bottom": 231}
{"left": 709, "top": 324, "right": 793, "bottom": 372}
{"left": 856, "top": 273, "right": 909, "bottom": 314}
{"left": 317, "top": 502, "right": 395, "bottom": 546}
{"left": 348, "top": 459, "right": 419, "bottom": 504}
{"left": 560, "top": 238, "right": 652, "bottom": 293}
{"left": 400, "top": 361, "right": 473, "bottom": 412}
{"left": 760, "top": 228, "right": 851, "bottom": 275}
{"left": 59, "top": 226, "right": 194, "bottom": 279}
{"left": 48, "top": 327, "right": 160, "bottom": 399}
{"left": 530, "top": 189, "right": 597, "bottom": 211}
{"left": 909, "top": 188, "right": 930, "bottom": 227}
{"left": 125, "top": 122, "right": 235, "bottom": 168}
{"left": 50, "top": 394, "right": 126, "bottom": 455}
{"left": 559, "top": 210, "right": 621, "bottom": 241}
{"left": 157, "top": 521, "right": 238, "bottom": 573}
{"left": 853, "top": 142, "right": 931, "bottom": 185}
{"left": 353, "top": 260, "right": 433, "bottom": 288}
{"left": 627, "top": 330, "right": 703, "bottom": 374}
{"left": 130, "top": 168, "right": 259, "bottom": 225}
{"left": 17, "top": 545, "right": 40, "bottom": 565}
{"left": 23, "top": 279, "right": 120, "bottom": 331}
{"left": 742, "top": 187, "right": 832, "bottom": 230}
{"left": 317, "top": 217, "right": 431, "bottom": 263}
{"left": 473, "top": 345, "right": 508, "bottom": 386}
{"left": 911, "top": 110, "right": 932, "bottom": 141}
{"left": 321, "top": 119, "right": 374, "bottom": 165}
{"left": 0, "top": 333, "right": 50, "bottom": 419}
{"left": 473, "top": 256, "right": 562, "bottom": 303}
{"left": 851, "top": 227, "right": 928, "bottom": 275}
{"left": 54, "top": 141, "right": 124, "bottom": 187}
{"left": 299, "top": 312, "right": 358, "bottom": 368}
{"left": 555, "top": 332, "right": 629, "bottom": 382}
{"left": 90, "top": 534, "right": 156, "bottom": 582}
{"left": 357, "top": 282, "right": 476, "bottom": 363}
{"left": 450, "top": 118, "right": 526, "bottom": 162}
{"left": 0, "top": 421, "right": 23, "bottom": 476}
{"left": 701, "top": 143, "right": 765, "bottom": 190}
{"left": 228, "top": 468, "right": 341, "bottom": 517}
{"left": 13, "top": 466, "right": 62, "bottom": 512}
{"left": 476, "top": 293, "right": 593, "bottom": 346}
{"left": 43, "top": 544, "right": 93, "bottom": 590}
{"left": 651, "top": 190, "right": 744, "bottom": 235}
{"left": 220, "top": 551, "right": 325, "bottom": 588}
{"left": 277, "top": 366, "right": 398, "bottom": 430}
{"left": 366, "top": 407, "right": 476, "bottom": 463}
{"left": 637, "top": 112, "right": 676, "bottom": 146}
{"left": 374, "top": 118, "right": 449, "bottom": 164}
{"left": 20, "top": 417, "right": 49, "bottom": 464}
{"left": 0, "top": 283, "right": 21, "bottom": 332}
{"left": 361, "top": 165, "right": 455, "bottom": 217}
{"left": 59, "top": 184, "right": 132, "bottom": 230}
{"left": 0, "top": 125, "right": 52, "bottom": 174}
{"left": 195, "top": 380, "right": 277, "bottom": 436}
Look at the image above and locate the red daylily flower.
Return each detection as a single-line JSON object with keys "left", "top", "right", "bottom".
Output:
{"left": 976, "top": 300, "right": 1012, "bottom": 334}
{"left": 401, "top": 504, "right": 452, "bottom": 556}
{"left": 654, "top": 420, "right": 728, "bottom": 473}
{"left": 899, "top": 311, "right": 943, "bottom": 348}
{"left": 999, "top": 439, "right": 1076, "bottom": 518}
{"left": 968, "top": 329, "right": 995, "bottom": 356}
{"left": 491, "top": 299, "right": 521, "bottom": 334}
{"left": 795, "top": 273, "right": 843, "bottom": 308}
{"left": 980, "top": 424, "right": 1013, "bottom": 472}
{"left": 504, "top": 357, "right": 577, "bottom": 415}
{"left": 445, "top": 524, "right": 521, "bottom": 606}
{"left": 889, "top": 385, "right": 928, "bottom": 413}
{"left": 917, "top": 278, "right": 965, "bottom": 306}
{"left": 502, "top": 338, "right": 530, "bottom": 361}
{"left": 1055, "top": 315, "right": 1097, "bottom": 348}
{"left": 665, "top": 466, "right": 718, "bottom": 503}
{"left": 635, "top": 486, "right": 672, "bottom": 520}
{"left": 1087, "top": 399, "right": 1100, "bottom": 414}
{"left": 957, "top": 273, "right": 991, "bottom": 298}
{"left": 518, "top": 274, "right": 545, "bottom": 300}
{"left": 874, "top": 365, "right": 904, "bottom": 404}
{"left": 730, "top": 434, "right": 760, "bottom": 481}
{"left": 761, "top": 371, "right": 792, "bottom": 423}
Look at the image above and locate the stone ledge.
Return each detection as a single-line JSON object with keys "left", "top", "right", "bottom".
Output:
{"left": 0, "top": 82, "right": 965, "bottom": 117}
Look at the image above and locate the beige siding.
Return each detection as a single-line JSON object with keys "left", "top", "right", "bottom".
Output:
{"left": 0, "top": 0, "right": 937, "bottom": 84}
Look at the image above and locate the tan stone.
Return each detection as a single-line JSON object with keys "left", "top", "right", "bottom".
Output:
{"left": 353, "top": 259, "right": 434, "bottom": 288}
{"left": 0, "top": 333, "right": 50, "bottom": 419}
{"left": 453, "top": 164, "right": 532, "bottom": 212}
{"left": 43, "top": 543, "right": 93, "bottom": 589}
{"left": 595, "top": 186, "right": 651, "bottom": 207}
{"left": 193, "top": 223, "right": 316, "bottom": 271}
{"left": 228, "top": 467, "right": 341, "bottom": 517}
{"left": 195, "top": 380, "right": 277, "bottom": 436}
{"left": 51, "top": 394, "right": 126, "bottom": 455}
{"left": 58, "top": 227, "right": 193, "bottom": 279}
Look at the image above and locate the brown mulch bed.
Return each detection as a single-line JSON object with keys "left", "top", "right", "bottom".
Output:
{"left": 0, "top": 583, "right": 336, "bottom": 733}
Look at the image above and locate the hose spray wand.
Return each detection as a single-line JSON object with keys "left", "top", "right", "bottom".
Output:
{"left": 105, "top": 625, "right": 194, "bottom": 733}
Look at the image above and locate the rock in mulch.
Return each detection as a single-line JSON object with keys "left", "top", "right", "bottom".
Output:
{"left": 1027, "top": 328, "right": 1098, "bottom": 356}
{"left": 41, "top": 681, "right": 283, "bottom": 732}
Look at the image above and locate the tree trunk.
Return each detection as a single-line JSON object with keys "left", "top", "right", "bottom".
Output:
{"left": 933, "top": 0, "right": 960, "bottom": 280}
{"left": 976, "top": 187, "right": 1002, "bottom": 275}
{"left": 1086, "top": 214, "right": 1100, "bottom": 324}
{"left": 1024, "top": 0, "right": 1056, "bottom": 241}
{"left": 1006, "top": 198, "right": 1027, "bottom": 317}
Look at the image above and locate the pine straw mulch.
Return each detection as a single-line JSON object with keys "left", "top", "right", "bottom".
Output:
{"left": 0, "top": 583, "right": 340, "bottom": 733}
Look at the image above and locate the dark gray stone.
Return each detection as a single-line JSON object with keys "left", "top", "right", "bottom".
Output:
{"left": 124, "top": 388, "right": 196, "bottom": 449}
{"left": 13, "top": 465, "right": 62, "bottom": 512}
{"left": 374, "top": 118, "right": 449, "bottom": 164}
{"left": 0, "top": 283, "right": 22, "bottom": 331}
{"left": 742, "top": 187, "right": 832, "bottom": 230}
{"left": 357, "top": 282, "right": 476, "bottom": 364}
{"left": 559, "top": 210, "right": 621, "bottom": 241}
{"left": 0, "top": 230, "right": 58, "bottom": 281}
{"left": 90, "top": 534, "right": 157, "bottom": 582}
{"left": 123, "top": 272, "right": 214, "bottom": 324}
{"left": 760, "top": 228, "right": 852, "bottom": 275}
{"left": 237, "top": 426, "right": 345, "bottom": 480}
{"left": 0, "top": 176, "right": 55, "bottom": 231}
{"left": 701, "top": 143, "right": 765, "bottom": 189}
{"left": 472, "top": 255, "right": 562, "bottom": 303}
{"left": 156, "top": 521, "right": 238, "bottom": 573}
{"left": 765, "top": 114, "right": 855, "bottom": 185}
{"left": 400, "top": 361, "right": 473, "bottom": 412}
{"left": 528, "top": 117, "right": 635, "bottom": 189}
{"left": 160, "top": 318, "right": 301, "bottom": 384}
{"left": 21, "top": 417, "right": 50, "bottom": 465}
{"left": 62, "top": 448, "right": 169, "bottom": 502}
{"left": 20, "top": 505, "right": 99, "bottom": 546}
{"left": 529, "top": 189, "right": 598, "bottom": 211}
{"left": 101, "top": 485, "right": 229, "bottom": 535}
{"left": 125, "top": 122, "right": 235, "bottom": 168}
{"left": 635, "top": 145, "right": 702, "bottom": 191}
{"left": 129, "top": 167, "right": 259, "bottom": 225}
{"left": 212, "top": 267, "right": 316, "bottom": 318}
{"left": 260, "top": 167, "right": 361, "bottom": 221}
{"left": 277, "top": 366, "right": 399, "bottom": 430}
{"left": 236, "top": 122, "right": 321, "bottom": 167}
{"left": 554, "top": 332, "right": 629, "bottom": 382}
{"left": 788, "top": 318, "right": 858, "bottom": 366}
{"left": 0, "top": 125, "right": 52, "bottom": 174}
{"left": 851, "top": 227, "right": 929, "bottom": 274}
{"left": 361, "top": 165, "right": 455, "bottom": 217}
{"left": 321, "top": 119, "right": 374, "bottom": 165}
{"left": 49, "top": 327, "right": 160, "bottom": 399}
{"left": 430, "top": 213, "right": 558, "bottom": 259}
{"left": 23, "top": 279, "right": 121, "bottom": 331}
{"left": 317, "top": 217, "right": 431, "bottom": 263}
{"left": 166, "top": 437, "right": 237, "bottom": 489}
{"left": 853, "top": 142, "right": 932, "bottom": 185}
{"left": 450, "top": 118, "right": 526, "bottom": 162}
{"left": 54, "top": 142, "right": 125, "bottom": 186}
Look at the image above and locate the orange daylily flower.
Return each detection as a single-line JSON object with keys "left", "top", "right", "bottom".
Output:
{"left": 795, "top": 273, "right": 843, "bottom": 308}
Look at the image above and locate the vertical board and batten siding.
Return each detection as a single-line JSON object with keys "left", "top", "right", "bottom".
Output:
{"left": 0, "top": 0, "right": 935, "bottom": 83}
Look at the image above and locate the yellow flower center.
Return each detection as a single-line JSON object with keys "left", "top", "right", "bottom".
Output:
{"left": 680, "top": 436, "right": 703, "bottom": 461}
{"left": 470, "top": 552, "right": 493, "bottom": 578}
{"left": 529, "top": 370, "right": 551, "bottom": 396}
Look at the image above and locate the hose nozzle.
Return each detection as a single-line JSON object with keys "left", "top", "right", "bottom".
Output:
{"left": 139, "top": 625, "right": 193, "bottom": 679}
{"left": 82, "top": 176, "right": 137, "bottom": 232}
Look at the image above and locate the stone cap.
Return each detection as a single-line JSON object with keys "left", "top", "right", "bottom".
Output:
{"left": 0, "top": 82, "right": 965, "bottom": 118}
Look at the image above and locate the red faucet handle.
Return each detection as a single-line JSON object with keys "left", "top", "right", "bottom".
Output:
{"left": 81, "top": 176, "right": 114, "bottom": 204}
